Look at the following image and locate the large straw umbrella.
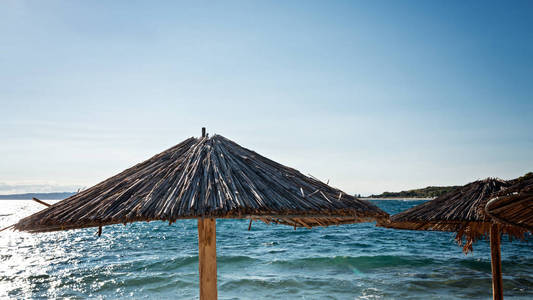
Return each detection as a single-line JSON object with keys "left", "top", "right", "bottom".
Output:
{"left": 12, "top": 128, "right": 388, "bottom": 299}
{"left": 486, "top": 173, "right": 533, "bottom": 232}
{"left": 380, "top": 178, "right": 527, "bottom": 300}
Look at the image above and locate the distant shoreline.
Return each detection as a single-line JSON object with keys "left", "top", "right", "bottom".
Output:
{"left": 367, "top": 186, "right": 459, "bottom": 199}
{"left": 0, "top": 192, "right": 75, "bottom": 200}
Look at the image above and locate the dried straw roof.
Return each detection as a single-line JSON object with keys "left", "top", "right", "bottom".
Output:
{"left": 382, "top": 178, "right": 527, "bottom": 252}
{"left": 486, "top": 173, "right": 533, "bottom": 232}
{"left": 14, "top": 134, "right": 388, "bottom": 233}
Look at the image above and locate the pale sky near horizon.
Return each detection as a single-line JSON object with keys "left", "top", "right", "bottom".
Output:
{"left": 1, "top": 1, "right": 532, "bottom": 195}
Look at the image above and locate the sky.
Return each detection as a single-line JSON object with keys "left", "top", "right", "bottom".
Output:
{"left": 0, "top": 1, "right": 532, "bottom": 195}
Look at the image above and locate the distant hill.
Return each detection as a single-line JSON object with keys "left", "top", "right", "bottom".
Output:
{"left": 369, "top": 186, "right": 459, "bottom": 199}
{"left": 0, "top": 192, "right": 75, "bottom": 200}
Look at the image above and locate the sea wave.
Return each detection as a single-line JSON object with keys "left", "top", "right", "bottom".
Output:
{"left": 1, "top": 200, "right": 532, "bottom": 299}
{"left": 269, "top": 255, "right": 438, "bottom": 272}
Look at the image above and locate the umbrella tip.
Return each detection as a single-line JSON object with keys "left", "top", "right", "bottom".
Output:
{"left": 202, "top": 127, "right": 206, "bottom": 138}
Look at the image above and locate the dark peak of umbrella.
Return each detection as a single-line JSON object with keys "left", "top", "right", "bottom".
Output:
{"left": 495, "top": 172, "right": 533, "bottom": 197}
{"left": 14, "top": 134, "right": 388, "bottom": 233}
{"left": 485, "top": 172, "right": 533, "bottom": 232}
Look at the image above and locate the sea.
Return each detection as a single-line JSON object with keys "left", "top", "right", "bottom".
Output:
{"left": 1, "top": 199, "right": 532, "bottom": 299}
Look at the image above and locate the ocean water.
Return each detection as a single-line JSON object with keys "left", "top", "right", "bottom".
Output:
{"left": 1, "top": 200, "right": 532, "bottom": 300}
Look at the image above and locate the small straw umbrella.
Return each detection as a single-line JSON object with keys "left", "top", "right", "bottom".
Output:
{"left": 11, "top": 128, "right": 388, "bottom": 299}
{"left": 380, "top": 178, "right": 528, "bottom": 300}
{"left": 486, "top": 173, "right": 533, "bottom": 232}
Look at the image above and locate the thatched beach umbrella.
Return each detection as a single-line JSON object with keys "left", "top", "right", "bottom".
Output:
{"left": 486, "top": 173, "right": 533, "bottom": 232}
{"left": 12, "top": 128, "right": 388, "bottom": 299}
{"left": 381, "top": 178, "right": 527, "bottom": 300}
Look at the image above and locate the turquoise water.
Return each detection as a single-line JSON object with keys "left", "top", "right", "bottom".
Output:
{"left": 1, "top": 199, "right": 532, "bottom": 299}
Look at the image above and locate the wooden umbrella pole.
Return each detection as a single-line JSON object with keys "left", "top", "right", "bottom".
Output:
{"left": 197, "top": 127, "right": 217, "bottom": 300}
{"left": 489, "top": 223, "right": 503, "bottom": 300}
{"left": 198, "top": 218, "right": 217, "bottom": 300}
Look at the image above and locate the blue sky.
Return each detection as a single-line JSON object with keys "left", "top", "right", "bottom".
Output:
{"left": 1, "top": 1, "right": 532, "bottom": 195}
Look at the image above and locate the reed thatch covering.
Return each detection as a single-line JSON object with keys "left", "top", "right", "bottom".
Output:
{"left": 14, "top": 134, "right": 388, "bottom": 233}
{"left": 486, "top": 173, "right": 533, "bottom": 232}
{"left": 382, "top": 178, "right": 527, "bottom": 252}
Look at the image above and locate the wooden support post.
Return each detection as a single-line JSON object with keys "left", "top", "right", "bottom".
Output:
{"left": 32, "top": 197, "right": 52, "bottom": 207}
{"left": 198, "top": 218, "right": 217, "bottom": 300}
{"left": 0, "top": 224, "right": 14, "bottom": 232}
{"left": 490, "top": 223, "right": 503, "bottom": 300}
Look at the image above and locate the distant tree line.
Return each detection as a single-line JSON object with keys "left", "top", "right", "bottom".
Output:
{"left": 369, "top": 186, "right": 460, "bottom": 198}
